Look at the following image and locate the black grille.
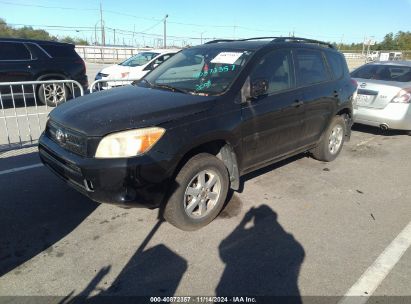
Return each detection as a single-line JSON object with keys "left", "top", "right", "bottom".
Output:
{"left": 46, "top": 120, "right": 87, "bottom": 156}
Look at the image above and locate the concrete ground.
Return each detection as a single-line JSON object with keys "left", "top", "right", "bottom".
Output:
{"left": 0, "top": 125, "right": 410, "bottom": 302}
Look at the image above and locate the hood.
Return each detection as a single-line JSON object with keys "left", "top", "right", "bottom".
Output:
{"left": 100, "top": 64, "right": 129, "bottom": 76}
{"left": 100, "top": 64, "right": 145, "bottom": 80}
{"left": 49, "top": 86, "right": 216, "bottom": 136}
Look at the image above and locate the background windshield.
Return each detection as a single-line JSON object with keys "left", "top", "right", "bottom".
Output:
{"left": 351, "top": 64, "right": 411, "bottom": 82}
{"left": 143, "top": 48, "right": 253, "bottom": 95}
{"left": 120, "top": 52, "right": 159, "bottom": 67}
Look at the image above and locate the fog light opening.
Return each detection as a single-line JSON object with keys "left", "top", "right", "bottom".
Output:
{"left": 84, "top": 179, "right": 95, "bottom": 192}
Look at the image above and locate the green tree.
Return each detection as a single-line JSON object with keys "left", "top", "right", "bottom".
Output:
{"left": 0, "top": 18, "right": 88, "bottom": 45}
{"left": 395, "top": 31, "right": 411, "bottom": 50}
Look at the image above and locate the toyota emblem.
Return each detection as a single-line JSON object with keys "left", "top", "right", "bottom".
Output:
{"left": 55, "top": 129, "right": 67, "bottom": 144}
{"left": 360, "top": 82, "right": 367, "bottom": 88}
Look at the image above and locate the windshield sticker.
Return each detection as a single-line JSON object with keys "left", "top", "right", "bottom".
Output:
{"left": 193, "top": 65, "right": 236, "bottom": 78}
{"left": 196, "top": 80, "right": 212, "bottom": 91}
{"left": 211, "top": 52, "right": 244, "bottom": 64}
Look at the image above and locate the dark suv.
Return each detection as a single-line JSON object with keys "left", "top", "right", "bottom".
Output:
{"left": 39, "top": 37, "right": 357, "bottom": 230}
{"left": 0, "top": 38, "right": 88, "bottom": 106}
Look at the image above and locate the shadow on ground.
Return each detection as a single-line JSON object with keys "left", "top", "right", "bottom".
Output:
{"left": 0, "top": 166, "right": 98, "bottom": 276}
{"left": 63, "top": 203, "right": 304, "bottom": 301}
{"left": 216, "top": 205, "right": 305, "bottom": 299}
{"left": 352, "top": 123, "right": 410, "bottom": 136}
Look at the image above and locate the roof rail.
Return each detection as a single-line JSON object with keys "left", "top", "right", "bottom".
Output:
{"left": 272, "top": 37, "right": 335, "bottom": 49}
{"left": 205, "top": 37, "right": 280, "bottom": 44}
{"left": 204, "top": 39, "right": 237, "bottom": 44}
{"left": 204, "top": 36, "right": 334, "bottom": 49}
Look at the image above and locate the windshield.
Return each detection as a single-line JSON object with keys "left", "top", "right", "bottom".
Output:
{"left": 120, "top": 52, "right": 159, "bottom": 67}
{"left": 142, "top": 48, "right": 254, "bottom": 95}
{"left": 351, "top": 64, "right": 411, "bottom": 82}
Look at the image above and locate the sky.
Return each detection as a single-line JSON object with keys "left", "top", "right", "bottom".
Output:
{"left": 0, "top": 0, "right": 410, "bottom": 47}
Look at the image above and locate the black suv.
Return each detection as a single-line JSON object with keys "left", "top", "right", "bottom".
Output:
{"left": 0, "top": 38, "right": 88, "bottom": 106}
{"left": 39, "top": 37, "right": 356, "bottom": 230}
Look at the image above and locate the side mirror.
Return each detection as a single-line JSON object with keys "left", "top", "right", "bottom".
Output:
{"left": 153, "top": 63, "right": 159, "bottom": 69}
{"left": 250, "top": 79, "right": 269, "bottom": 98}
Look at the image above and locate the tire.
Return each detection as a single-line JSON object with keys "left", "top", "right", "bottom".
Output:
{"left": 37, "top": 82, "right": 70, "bottom": 107}
{"left": 311, "top": 115, "right": 346, "bottom": 162}
{"left": 164, "top": 153, "right": 229, "bottom": 231}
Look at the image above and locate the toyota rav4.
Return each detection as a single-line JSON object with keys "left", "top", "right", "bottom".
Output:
{"left": 39, "top": 37, "right": 357, "bottom": 230}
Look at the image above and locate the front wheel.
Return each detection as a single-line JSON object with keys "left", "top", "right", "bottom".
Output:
{"left": 311, "top": 115, "right": 346, "bottom": 162}
{"left": 164, "top": 153, "right": 229, "bottom": 231}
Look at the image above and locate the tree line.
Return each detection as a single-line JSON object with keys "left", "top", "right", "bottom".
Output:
{"left": 0, "top": 18, "right": 89, "bottom": 45}
{"left": 336, "top": 31, "right": 411, "bottom": 51}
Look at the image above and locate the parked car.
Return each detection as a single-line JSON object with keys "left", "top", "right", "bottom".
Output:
{"left": 351, "top": 61, "right": 411, "bottom": 131}
{"left": 39, "top": 37, "right": 356, "bottom": 230}
{"left": 0, "top": 38, "right": 88, "bottom": 106}
{"left": 367, "top": 51, "right": 380, "bottom": 62}
{"left": 94, "top": 49, "right": 179, "bottom": 88}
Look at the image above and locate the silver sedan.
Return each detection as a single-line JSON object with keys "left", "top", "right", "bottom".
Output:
{"left": 351, "top": 61, "right": 411, "bottom": 131}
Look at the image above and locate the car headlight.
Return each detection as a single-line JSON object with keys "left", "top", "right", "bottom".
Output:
{"left": 95, "top": 127, "right": 165, "bottom": 158}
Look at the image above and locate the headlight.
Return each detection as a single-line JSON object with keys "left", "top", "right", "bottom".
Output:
{"left": 95, "top": 127, "right": 165, "bottom": 158}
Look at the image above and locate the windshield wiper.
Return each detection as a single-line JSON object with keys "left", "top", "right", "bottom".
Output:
{"left": 151, "top": 83, "right": 189, "bottom": 94}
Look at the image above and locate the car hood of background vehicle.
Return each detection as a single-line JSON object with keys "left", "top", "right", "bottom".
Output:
{"left": 49, "top": 86, "right": 216, "bottom": 136}
{"left": 100, "top": 64, "right": 143, "bottom": 77}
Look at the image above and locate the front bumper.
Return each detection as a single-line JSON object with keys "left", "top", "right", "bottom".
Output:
{"left": 354, "top": 103, "right": 411, "bottom": 130}
{"left": 38, "top": 134, "right": 175, "bottom": 208}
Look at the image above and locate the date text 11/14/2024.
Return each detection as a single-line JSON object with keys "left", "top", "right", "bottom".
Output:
{"left": 150, "top": 296, "right": 257, "bottom": 303}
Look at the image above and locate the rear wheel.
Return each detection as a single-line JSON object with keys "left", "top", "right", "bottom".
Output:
{"left": 37, "top": 83, "right": 70, "bottom": 107}
{"left": 311, "top": 116, "right": 346, "bottom": 162}
{"left": 164, "top": 153, "right": 229, "bottom": 231}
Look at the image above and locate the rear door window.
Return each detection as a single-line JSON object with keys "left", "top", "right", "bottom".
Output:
{"left": 325, "top": 52, "right": 345, "bottom": 80}
{"left": 0, "top": 42, "right": 31, "bottom": 60}
{"left": 39, "top": 44, "right": 79, "bottom": 58}
{"left": 295, "top": 49, "right": 330, "bottom": 86}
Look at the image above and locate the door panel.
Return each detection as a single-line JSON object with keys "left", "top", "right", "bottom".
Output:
{"left": 294, "top": 49, "right": 335, "bottom": 146}
{"left": 240, "top": 49, "right": 304, "bottom": 170}
{"left": 241, "top": 90, "right": 304, "bottom": 170}
{"left": 301, "top": 83, "right": 335, "bottom": 145}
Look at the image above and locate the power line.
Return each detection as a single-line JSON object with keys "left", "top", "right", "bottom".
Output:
{"left": 0, "top": 0, "right": 382, "bottom": 43}
{"left": 0, "top": 0, "right": 297, "bottom": 33}
{"left": 0, "top": 0, "right": 96, "bottom": 11}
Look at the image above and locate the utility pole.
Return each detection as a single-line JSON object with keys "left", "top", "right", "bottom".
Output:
{"left": 163, "top": 14, "right": 168, "bottom": 49}
{"left": 113, "top": 28, "right": 116, "bottom": 46}
{"left": 133, "top": 24, "right": 135, "bottom": 46}
{"left": 94, "top": 24, "right": 97, "bottom": 45}
{"left": 200, "top": 31, "right": 206, "bottom": 44}
{"left": 100, "top": 2, "right": 105, "bottom": 46}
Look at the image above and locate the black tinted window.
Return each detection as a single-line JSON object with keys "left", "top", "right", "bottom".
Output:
{"left": 250, "top": 49, "right": 293, "bottom": 94}
{"left": 351, "top": 65, "right": 411, "bottom": 82}
{"left": 39, "top": 44, "right": 78, "bottom": 58}
{"left": 296, "top": 49, "right": 329, "bottom": 86}
{"left": 0, "top": 42, "right": 31, "bottom": 60}
{"left": 326, "top": 52, "right": 345, "bottom": 79}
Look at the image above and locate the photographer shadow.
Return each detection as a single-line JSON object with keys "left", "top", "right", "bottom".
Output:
{"left": 216, "top": 205, "right": 305, "bottom": 301}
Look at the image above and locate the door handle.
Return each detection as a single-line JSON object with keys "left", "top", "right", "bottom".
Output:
{"left": 293, "top": 99, "right": 304, "bottom": 107}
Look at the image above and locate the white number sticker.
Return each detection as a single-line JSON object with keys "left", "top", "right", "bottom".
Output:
{"left": 210, "top": 52, "right": 243, "bottom": 64}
